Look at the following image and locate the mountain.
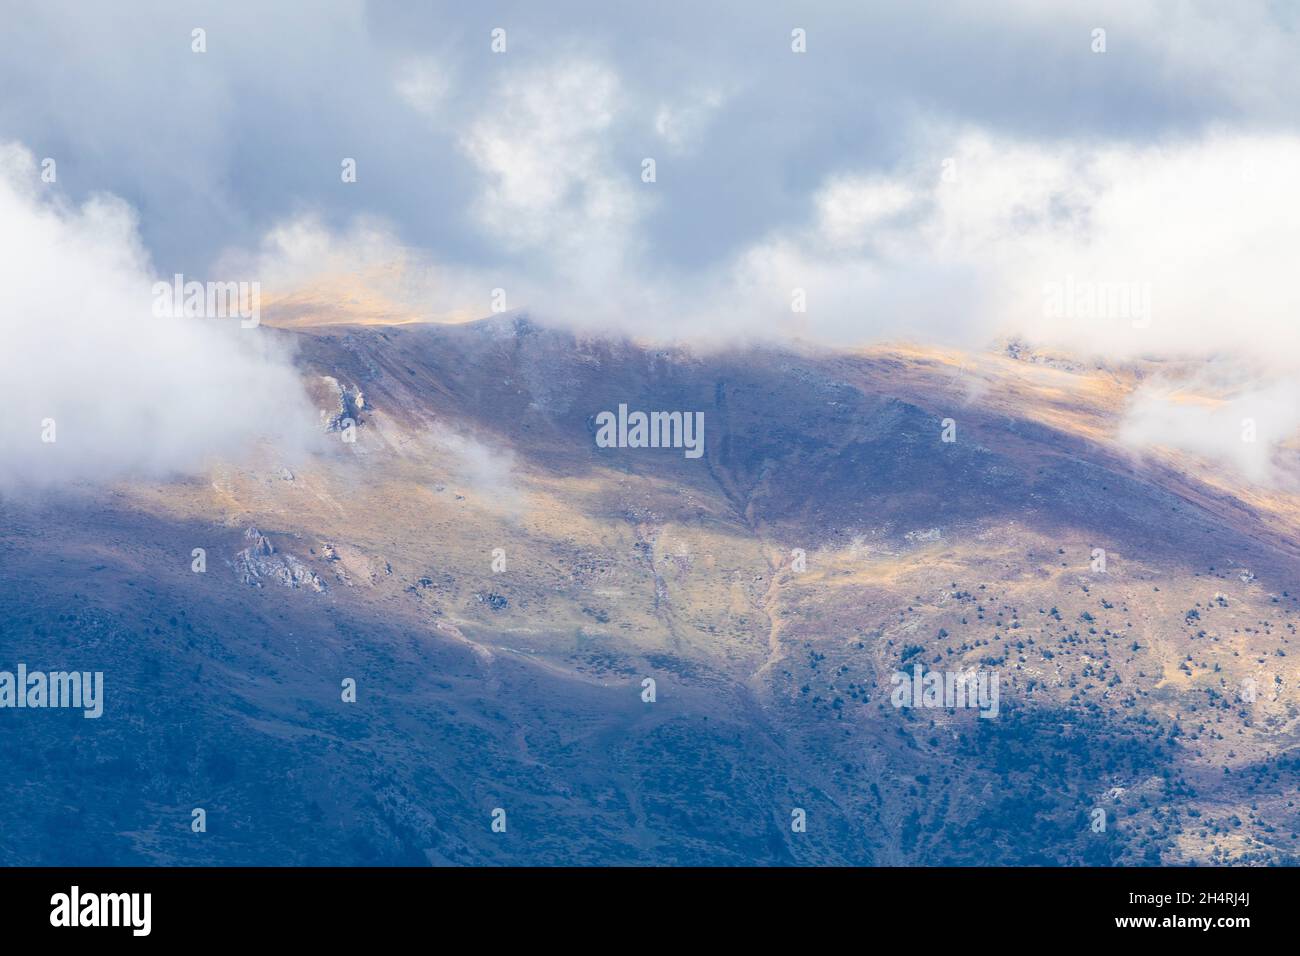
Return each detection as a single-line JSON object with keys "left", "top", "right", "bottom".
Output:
{"left": 3, "top": 315, "right": 1298, "bottom": 865}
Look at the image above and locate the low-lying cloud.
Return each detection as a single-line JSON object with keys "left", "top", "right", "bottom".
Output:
{"left": 0, "top": 143, "right": 315, "bottom": 491}
{"left": 230, "top": 106, "right": 1300, "bottom": 486}
{"left": 7, "top": 3, "right": 1299, "bottom": 490}
{"left": 243, "top": 117, "right": 1300, "bottom": 374}
{"left": 1118, "top": 373, "right": 1300, "bottom": 486}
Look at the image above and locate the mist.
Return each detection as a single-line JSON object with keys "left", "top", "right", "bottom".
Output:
{"left": 0, "top": 143, "right": 315, "bottom": 491}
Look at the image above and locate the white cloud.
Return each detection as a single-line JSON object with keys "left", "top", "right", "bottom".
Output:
{"left": 1118, "top": 375, "right": 1300, "bottom": 485}
{"left": 0, "top": 143, "right": 315, "bottom": 490}
{"left": 813, "top": 176, "right": 919, "bottom": 250}
{"left": 193, "top": 47, "right": 1300, "bottom": 482}
{"left": 215, "top": 214, "right": 498, "bottom": 325}
{"left": 239, "top": 119, "right": 1300, "bottom": 377}
{"left": 712, "top": 128, "right": 1300, "bottom": 365}
{"left": 458, "top": 59, "right": 648, "bottom": 286}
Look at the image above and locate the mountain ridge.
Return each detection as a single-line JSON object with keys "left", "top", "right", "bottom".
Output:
{"left": 3, "top": 316, "right": 1298, "bottom": 865}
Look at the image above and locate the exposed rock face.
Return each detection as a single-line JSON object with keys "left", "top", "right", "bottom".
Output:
{"left": 244, "top": 527, "right": 273, "bottom": 557}
{"left": 235, "top": 527, "right": 327, "bottom": 592}
{"left": 319, "top": 542, "right": 353, "bottom": 586}
{"left": 318, "top": 375, "right": 366, "bottom": 433}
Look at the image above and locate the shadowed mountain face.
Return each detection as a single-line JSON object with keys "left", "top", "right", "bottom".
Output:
{"left": 3, "top": 316, "right": 1299, "bottom": 865}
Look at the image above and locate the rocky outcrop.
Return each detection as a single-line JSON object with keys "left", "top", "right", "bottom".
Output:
{"left": 234, "top": 527, "right": 327, "bottom": 592}
{"left": 318, "top": 375, "right": 366, "bottom": 433}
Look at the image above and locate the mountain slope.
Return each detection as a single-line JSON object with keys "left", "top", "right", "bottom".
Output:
{"left": 2, "top": 317, "right": 1298, "bottom": 865}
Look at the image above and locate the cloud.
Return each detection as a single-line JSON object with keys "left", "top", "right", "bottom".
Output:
{"left": 428, "top": 424, "right": 523, "bottom": 517}
{"left": 5, "top": 0, "right": 1300, "bottom": 278}
{"left": 1118, "top": 374, "right": 1300, "bottom": 485}
{"left": 653, "top": 88, "right": 728, "bottom": 155}
{"left": 812, "top": 176, "right": 920, "bottom": 250}
{"left": 215, "top": 214, "right": 496, "bottom": 325}
{"left": 0, "top": 143, "right": 315, "bottom": 490}
{"left": 705, "top": 128, "right": 1300, "bottom": 363}
{"left": 218, "top": 109, "right": 1300, "bottom": 484}
{"left": 459, "top": 59, "right": 647, "bottom": 279}
{"left": 229, "top": 120, "right": 1300, "bottom": 375}
{"left": 11, "top": 4, "right": 1297, "bottom": 482}
{"left": 75, "top": 2, "right": 1287, "bottom": 366}
{"left": 393, "top": 57, "right": 451, "bottom": 116}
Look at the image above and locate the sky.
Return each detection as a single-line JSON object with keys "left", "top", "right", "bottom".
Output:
{"left": 2, "top": 0, "right": 1300, "bottom": 484}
